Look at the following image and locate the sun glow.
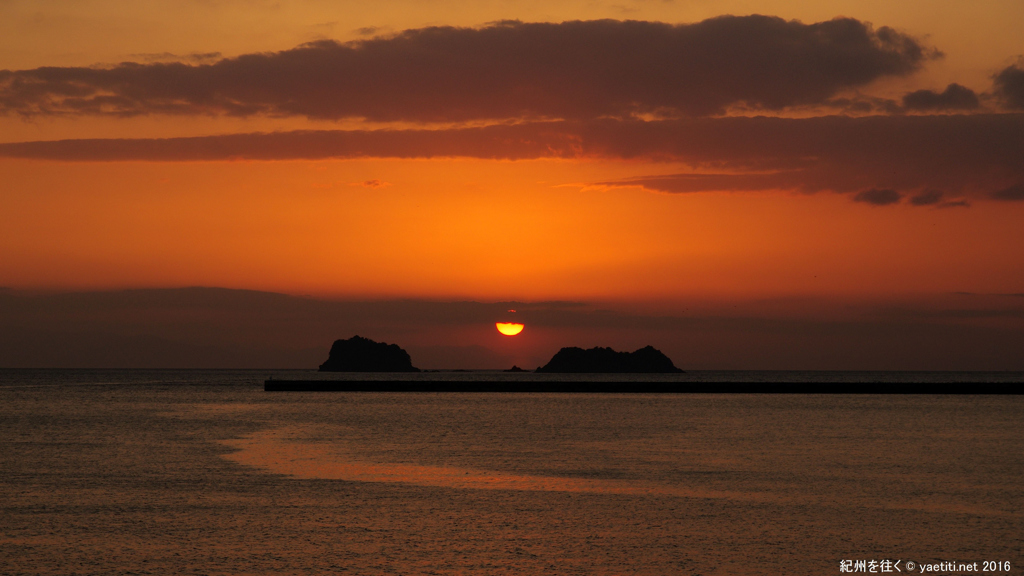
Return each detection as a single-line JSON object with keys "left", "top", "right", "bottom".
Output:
{"left": 496, "top": 322, "right": 525, "bottom": 336}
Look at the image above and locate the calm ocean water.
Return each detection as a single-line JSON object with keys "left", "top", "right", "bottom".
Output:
{"left": 2, "top": 369, "right": 1021, "bottom": 575}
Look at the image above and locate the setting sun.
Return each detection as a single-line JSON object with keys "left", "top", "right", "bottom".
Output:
{"left": 496, "top": 322, "right": 525, "bottom": 336}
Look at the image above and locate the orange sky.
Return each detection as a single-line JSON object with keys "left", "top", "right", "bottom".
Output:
{"left": 1, "top": 1, "right": 1023, "bottom": 368}
{"left": 3, "top": 157, "right": 1024, "bottom": 301}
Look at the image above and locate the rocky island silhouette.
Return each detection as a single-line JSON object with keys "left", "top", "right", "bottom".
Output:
{"left": 267, "top": 338, "right": 698, "bottom": 391}
{"left": 536, "top": 345, "right": 683, "bottom": 373}
{"left": 265, "top": 338, "right": 1002, "bottom": 392}
{"left": 318, "top": 335, "right": 420, "bottom": 372}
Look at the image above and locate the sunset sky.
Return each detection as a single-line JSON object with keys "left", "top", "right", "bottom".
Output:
{"left": 2, "top": 0, "right": 1023, "bottom": 370}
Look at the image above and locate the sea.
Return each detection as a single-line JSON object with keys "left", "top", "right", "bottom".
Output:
{"left": 2, "top": 369, "right": 1021, "bottom": 575}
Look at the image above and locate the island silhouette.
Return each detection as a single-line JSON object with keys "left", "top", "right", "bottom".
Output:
{"left": 265, "top": 337, "right": 1015, "bottom": 393}
{"left": 268, "top": 338, "right": 695, "bottom": 392}
{"left": 536, "top": 345, "right": 683, "bottom": 373}
{"left": 318, "top": 335, "right": 420, "bottom": 372}
{"left": 315, "top": 337, "right": 681, "bottom": 374}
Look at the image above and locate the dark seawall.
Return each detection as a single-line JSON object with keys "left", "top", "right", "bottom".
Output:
{"left": 264, "top": 379, "right": 1022, "bottom": 394}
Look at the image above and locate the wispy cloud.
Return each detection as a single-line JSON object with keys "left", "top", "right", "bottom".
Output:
{"left": 2, "top": 114, "right": 1021, "bottom": 201}
{"left": 350, "top": 179, "right": 391, "bottom": 188}
{"left": 990, "top": 183, "right": 1024, "bottom": 201}
{"left": 853, "top": 188, "right": 902, "bottom": 206}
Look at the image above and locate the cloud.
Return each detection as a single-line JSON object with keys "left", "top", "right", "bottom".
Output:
{"left": 579, "top": 114, "right": 1022, "bottom": 199}
{"left": 2, "top": 114, "right": 1022, "bottom": 200}
{"left": 905, "top": 190, "right": 970, "bottom": 208}
{"left": 131, "top": 52, "right": 224, "bottom": 64}
{"left": 853, "top": 188, "right": 902, "bottom": 205}
{"left": 990, "top": 183, "right": 1024, "bottom": 201}
{"left": 350, "top": 179, "right": 391, "bottom": 188}
{"left": 0, "top": 126, "right": 579, "bottom": 160}
{"left": 587, "top": 172, "right": 804, "bottom": 194}
{"left": 902, "top": 83, "right": 979, "bottom": 111}
{"left": 909, "top": 189, "right": 943, "bottom": 205}
{"left": 993, "top": 63, "right": 1024, "bottom": 110}
{"left": 0, "top": 16, "right": 933, "bottom": 121}
{"left": 823, "top": 95, "right": 902, "bottom": 115}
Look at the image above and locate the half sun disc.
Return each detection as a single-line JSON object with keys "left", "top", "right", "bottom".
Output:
{"left": 496, "top": 322, "right": 525, "bottom": 336}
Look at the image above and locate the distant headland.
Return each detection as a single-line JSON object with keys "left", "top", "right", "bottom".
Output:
{"left": 318, "top": 335, "right": 420, "bottom": 372}
{"left": 536, "top": 345, "right": 683, "bottom": 373}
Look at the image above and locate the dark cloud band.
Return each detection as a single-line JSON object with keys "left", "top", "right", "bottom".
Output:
{"left": 2, "top": 114, "right": 1021, "bottom": 201}
{"left": 0, "top": 16, "right": 932, "bottom": 121}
